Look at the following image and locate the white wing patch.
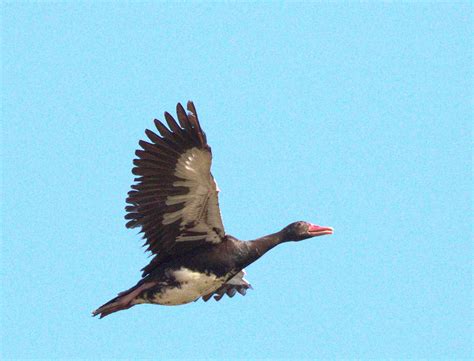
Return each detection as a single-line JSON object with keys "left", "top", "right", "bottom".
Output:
{"left": 201, "top": 269, "right": 252, "bottom": 301}
{"left": 226, "top": 269, "right": 250, "bottom": 286}
{"left": 162, "top": 148, "right": 224, "bottom": 243}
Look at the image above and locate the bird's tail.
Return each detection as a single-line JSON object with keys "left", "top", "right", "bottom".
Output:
{"left": 92, "top": 281, "right": 155, "bottom": 319}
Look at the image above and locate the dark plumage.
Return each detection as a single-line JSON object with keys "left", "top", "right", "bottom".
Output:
{"left": 93, "top": 102, "right": 333, "bottom": 318}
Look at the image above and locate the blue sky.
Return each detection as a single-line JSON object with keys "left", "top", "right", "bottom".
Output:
{"left": 2, "top": 2, "right": 472, "bottom": 360}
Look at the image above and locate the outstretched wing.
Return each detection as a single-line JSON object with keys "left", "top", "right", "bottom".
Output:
{"left": 125, "top": 102, "right": 225, "bottom": 276}
{"left": 202, "top": 270, "right": 252, "bottom": 302}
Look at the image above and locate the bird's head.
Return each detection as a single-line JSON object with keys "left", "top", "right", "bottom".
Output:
{"left": 282, "top": 221, "right": 333, "bottom": 242}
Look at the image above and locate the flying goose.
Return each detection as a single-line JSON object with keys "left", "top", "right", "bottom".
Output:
{"left": 93, "top": 102, "right": 333, "bottom": 318}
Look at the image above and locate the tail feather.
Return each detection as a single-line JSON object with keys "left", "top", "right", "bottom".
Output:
{"left": 92, "top": 281, "right": 156, "bottom": 318}
{"left": 92, "top": 297, "right": 134, "bottom": 318}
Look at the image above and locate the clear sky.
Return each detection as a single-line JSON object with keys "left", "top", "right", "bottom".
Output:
{"left": 1, "top": 2, "right": 472, "bottom": 360}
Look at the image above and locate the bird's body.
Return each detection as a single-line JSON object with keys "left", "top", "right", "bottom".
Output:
{"left": 93, "top": 102, "right": 333, "bottom": 318}
{"left": 131, "top": 238, "right": 248, "bottom": 306}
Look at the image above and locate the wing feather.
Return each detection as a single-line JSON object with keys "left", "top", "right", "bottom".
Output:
{"left": 126, "top": 102, "right": 226, "bottom": 277}
{"left": 202, "top": 270, "right": 252, "bottom": 302}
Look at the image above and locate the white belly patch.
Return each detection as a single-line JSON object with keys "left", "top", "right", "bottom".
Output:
{"left": 150, "top": 267, "right": 225, "bottom": 305}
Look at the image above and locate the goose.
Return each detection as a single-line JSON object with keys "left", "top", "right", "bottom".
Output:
{"left": 92, "top": 101, "right": 333, "bottom": 318}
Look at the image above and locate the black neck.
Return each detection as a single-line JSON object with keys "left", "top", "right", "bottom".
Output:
{"left": 236, "top": 230, "right": 287, "bottom": 268}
